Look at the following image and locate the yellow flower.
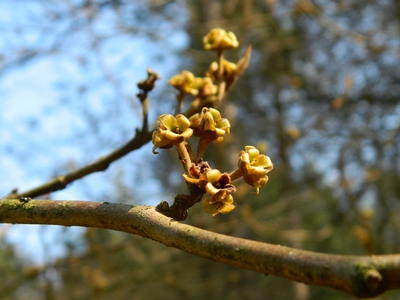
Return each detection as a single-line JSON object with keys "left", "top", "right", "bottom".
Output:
{"left": 152, "top": 114, "right": 193, "bottom": 154}
{"left": 238, "top": 145, "right": 273, "bottom": 194}
{"left": 168, "top": 72, "right": 217, "bottom": 99}
{"left": 203, "top": 28, "right": 239, "bottom": 51}
{"left": 168, "top": 71, "right": 198, "bottom": 95}
{"left": 207, "top": 59, "right": 238, "bottom": 82}
{"left": 202, "top": 194, "right": 235, "bottom": 217}
{"left": 192, "top": 77, "right": 218, "bottom": 98}
{"left": 189, "top": 107, "right": 230, "bottom": 138}
{"left": 183, "top": 168, "right": 236, "bottom": 216}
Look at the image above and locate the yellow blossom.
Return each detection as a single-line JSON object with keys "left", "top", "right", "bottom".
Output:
{"left": 168, "top": 71, "right": 198, "bottom": 95}
{"left": 207, "top": 59, "right": 238, "bottom": 82}
{"left": 192, "top": 77, "right": 218, "bottom": 98}
{"left": 189, "top": 107, "right": 230, "bottom": 138}
{"left": 183, "top": 168, "right": 236, "bottom": 216}
{"left": 203, "top": 28, "right": 239, "bottom": 51}
{"left": 152, "top": 114, "right": 193, "bottom": 154}
{"left": 202, "top": 194, "right": 235, "bottom": 217}
{"left": 238, "top": 145, "right": 273, "bottom": 194}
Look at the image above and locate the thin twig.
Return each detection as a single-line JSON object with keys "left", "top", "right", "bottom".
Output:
{"left": 2, "top": 131, "right": 153, "bottom": 200}
{"left": 174, "top": 91, "right": 185, "bottom": 115}
{"left": 175, "top": 142, "right": 193, "bottom": 176}
{"left": 2, "top": 70, "right": 160, "bottom": 200}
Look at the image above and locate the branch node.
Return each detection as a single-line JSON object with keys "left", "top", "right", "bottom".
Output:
{"left": 365, "top": 269, "right": 382, "bottom": 291}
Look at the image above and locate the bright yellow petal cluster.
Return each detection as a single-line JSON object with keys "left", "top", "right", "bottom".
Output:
{"left": 168, "top": 71, "right": 218, "bottom": 99}
{"left": 192, "top": 77, "right": 218, "bottom": 98}
{"left": 152, "top": 114, "right": 193, "bottom": 154}
{"left": 238, "top": 145, "right": 273, "bottom": 194}
{"left": 189, "top": 107, "right": 231, "bottom": 139}
{"left": 184, "top": 168, "right": 236, "bottom": 217}
{"left": 203, "top": 28, "right": 239, "bottom": 51}
{"left": 168, "top": 71, "right": 197, "bottom": 95}
{"left": 207, "top": 60, "right": 238, "bottom": 81}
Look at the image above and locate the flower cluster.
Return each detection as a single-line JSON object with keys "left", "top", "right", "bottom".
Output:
{"left": 184, "top": 169, "right": 236, "bottom": 217}
{"left": 167, "top": 28, "right": 251, "bottom": 115}
{"left": 152, "top": 109, "right": 273, "bottom": 217}
{"left": 168, "top": 71, "right": 198, "bottom": 95}
{"left": 151, "top": 28, "right": 272, "bottom": 219}
{"left": 168, "top": 71, "right": 218, "bottom": 98}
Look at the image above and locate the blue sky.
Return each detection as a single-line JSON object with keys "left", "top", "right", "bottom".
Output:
{"left": 0, "top": 1, "right": 189, "bottom": 263}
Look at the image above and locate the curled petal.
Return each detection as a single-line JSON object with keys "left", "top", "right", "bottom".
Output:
{"left": 164, "top": 129, "right": 184, "bottom": 141}
{"left": 244, "top": 174, "right": 269, "bottom": 195}
{"left": 216, "top": 118, "right": 230, "bottom": 134}
{"left": 202, "top": 194, "right": 235, "bottom": 217}
{"left": 256, "top": 155, "right": 273, "bottom": 171}
{"left": 209, "top": 107, "right": 222, "bottom": 120}
{"left": 205, "top": 182, "right": 221, "bottom": 196}
{"left": 152, "top": 132, "right": 175, "bottom": 154}
{"left": 240, "top": 152, "right": 250, "bottom": 163}
{"left": 175, "top": 114, "right": 190, "bottom": 127}
{"left": 245, "top": 146, "right": 260, "bottom": 161}
{"left": 182, "top": 174, "right": 201, "bottom": 185}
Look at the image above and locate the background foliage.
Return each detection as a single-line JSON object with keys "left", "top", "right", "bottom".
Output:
{"left": 1, "top": 0, "right": 399, "bottom": 299}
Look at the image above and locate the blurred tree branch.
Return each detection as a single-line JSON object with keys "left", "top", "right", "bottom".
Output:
{"left": 294, "top": 0, "right": 398, "bottom": 54}
{"left": 2, "top": 2, "right": 400, "bottom": 298}
{"left": 1, "top": 199, "right": 399, "bottom": 298}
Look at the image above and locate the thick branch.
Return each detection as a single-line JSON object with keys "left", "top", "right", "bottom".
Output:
{"left": 1, "top": 199, "right": 399, "bottom": 298}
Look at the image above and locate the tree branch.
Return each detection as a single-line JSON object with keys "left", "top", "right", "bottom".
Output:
{"left": 2, "top": 130, "right": 152, "bottom": 199}
{"left": 1, "top": 199, "right": 399, "bottom": 298}
{"left": 2, "top": 70, "right": 160, "bottom": 201}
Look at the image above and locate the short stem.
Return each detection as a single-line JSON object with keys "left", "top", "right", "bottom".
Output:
{"left": 174, "top": 91, "right": 185, "bottom": 115}
{"left": 217, "top": 49, "right": 224, "bottom": 79}
{"left": 175, "top": 142, "right": 193, "bottom": 176}
{"left": 217, "top": 81, "right": 226, "bottom": 103}
{"left": 229, "top": 169, "right": 243, "bottom": 181}
{"left": 195, "top": 136, "right": 215, "bottom": 162}
{"left": 217, "top": 49, "right": 226, "bottom": 102}
{"left": 184, "top": 142, "right": 195, "bottom": 162}
{"left": 141, "top": 96, "right": 149, "bottom": 132}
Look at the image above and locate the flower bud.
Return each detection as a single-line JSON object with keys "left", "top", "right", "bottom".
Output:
{"left": 168, "top": 71, "right": 197, "bottom": 95}
{"left": 203, "top": 28, "right": 239, "bottom": 51}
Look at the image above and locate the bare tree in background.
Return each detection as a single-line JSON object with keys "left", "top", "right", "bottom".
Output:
{"left": 1, "top": 1, "right": 400, "bottom": 299}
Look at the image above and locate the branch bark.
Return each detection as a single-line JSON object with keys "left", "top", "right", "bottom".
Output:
{"left": 1, "top": 199, "right": 399, "bottom": 298}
